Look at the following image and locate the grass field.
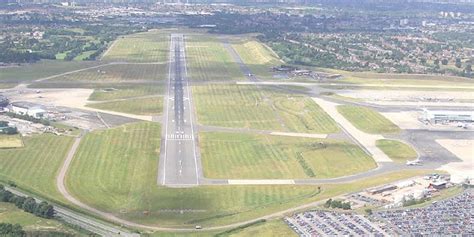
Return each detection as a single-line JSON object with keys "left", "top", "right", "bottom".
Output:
{"left": 73, "top": 50, "right": 97, "bottom": 61}
{"left": 89, "top": 85, "right": 164, "bottom": 101}
{"left": 232, "top": 40, "right": 282, "bottom": 80}
{"left": 186, "top": 35, "right": 245, "bottom": 82}
{"left": 199, "top": 132, "right": 376, "bottom": 179}
{"left": 0, "top": 134, "right": 74, "bottom": 203}
{"left": 102, "top": 30, "right": 168, "bottom": 62}
{"left": 193, "top": 84, "right": 338, "bottom": 133}
{"left": 48, "top": 63, "right": 166, "bottom": 82}
{"left": 0, "top": 60, "right": 97, "bottom": 84}
{"left": 0, "top": 202, "right": 80, "bottom": 235}
{"left": 87, "top": 97, "right": 163, "bottom": 115}
{"left": 319, "top": 68, "right": 474, "bottom": 87}
{"left": 65, "top": 122, "right": 433, "bottom": 227}
{"left": 0, "top": 135, "right": 24, "bottom": 149}
{"left": 226, "top": 220, "right": 296, "bottom": 237}
{"left": 376, "top": 139, "right": 418, "bottom": 163}
{"left": 337, "top": 105, "right": 401, "bottom": 134}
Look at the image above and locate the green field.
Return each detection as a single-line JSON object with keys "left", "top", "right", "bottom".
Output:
{"left": 193, "top": 84, "right": 338, "bottom": 133}
{"left": 102, "top": 30, "right": 168, "bottom": 62}
{"left": 0, "top": 60, "right": 97, "bottom": 84}
{"left": 87, "top": 97, "right": 163, "bottom": 115}
{"left": 0, "top": 135, "right": 24, "bottom": 149}
{"left": 64, "top": 122, "right": 433, "bottom": 227}
{"left": 226, "top": 220, "right": 296, "bottom": 237}
{"left": 337, "top": 105, "right": 400, "bottom": 134}
{"left": 376, "top": 139, "right": 418, "bottom": 163}
{"left": 89, "top": 85, "right": 164, "bottom": 101}
{"left": 0, "top": 202, "right": 80, "bottom": 235}
{"left": 48, "top": 63, "right": 166, "bottom": 82}
{"left": 232, "top": 40, "right": 282, "bottom": 80}
{"left": 73, "top": 50, "right": 97, "bottom": 61}
{"left": 186, "top": 35, "right": 245, "bottom": 82}
{"left": 0, "top": 134, "right": 74, "bottom": 203}
{"left": 200, "top": 132, "right": 376, "bottom": 179}
{"left": 320, "top": 68, "right": 474, "bottom": 88}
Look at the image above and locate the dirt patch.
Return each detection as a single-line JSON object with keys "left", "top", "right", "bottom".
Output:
{"left": 10, "top": 88, "right": 93, "bottom": 108}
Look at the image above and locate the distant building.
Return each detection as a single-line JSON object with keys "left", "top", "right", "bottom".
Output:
{"left": 9, "top": 102, "right": 46, "bottom": 119}
{"left": 429, "top": 181, "right": 447, "bottom": 190}
{"left": 367, "top": 185, "right": 397, "bottom": 195}
{"left": 0, "top": 95, "right": 9, "bottom": 108}
{"left": 422, "top": 109, "right": 474, "bottom": 123}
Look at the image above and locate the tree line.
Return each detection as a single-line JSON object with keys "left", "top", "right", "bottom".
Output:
{"left": 6, "top": 112, "right": 50, "bottom": 126}
{"left": 324, "top": 198, "right": 352, "bottom": 210}
{"left": 0, "top": 185, "right": 55, "bottom": 219}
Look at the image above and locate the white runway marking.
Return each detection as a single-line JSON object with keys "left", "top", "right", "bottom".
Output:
{"left": 227, "top": 180, "right": 296, "bottom": 185}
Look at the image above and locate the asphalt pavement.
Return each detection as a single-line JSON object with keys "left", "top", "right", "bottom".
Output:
{"left": 158, "top": 34, "right": 201, "bottom": 187}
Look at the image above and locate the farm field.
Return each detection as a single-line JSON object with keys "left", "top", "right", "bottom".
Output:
{"left": 193, "top": 84, "right": 338, "bottom": 133}
{"left": 65, "top": 121, "right": 432, "bottom": 228}
{"left": 0, "top": 202, "right": 81, "bottom": 235}
{"left": 376, "top": 139, "right": 418, "bottom": 163}
{"left": 88, "top": 85, "right": 164, "bottom": 101}
{"left": 0, "top": 135, "right": 23, "bottom": 148}
{"left": 337, "top": 105, "right": 401, "bottom": 134}
{"left": 48, "top": 63, "right": 166, "bottom": 82}
{"left": 199, "top": 132, "right": 376, "bottom": 179}
{"left": 87, "top": 97, "right": 163, "bottom": 115}
{"left": 102, "top": 30, "right": 169, "bottom": 62}
{"left": 232, "top": 39, "right": 282, "bottom": 80}
{"left": 0, "top": 134, "right": 74, "bottom": 203}
{"left": 186, "top": 35, "right": 245, "bottom": 82}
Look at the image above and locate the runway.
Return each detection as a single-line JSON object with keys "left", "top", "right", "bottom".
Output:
{"left": 158, "top": 34, "right": 201, "bottom": 186}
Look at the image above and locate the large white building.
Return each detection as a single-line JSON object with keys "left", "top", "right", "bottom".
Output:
{"left": 9, "top": 102, "right": 46, "bottom": 119}
{"left": 423, "top": 109, "right": 474, "bottom": 123}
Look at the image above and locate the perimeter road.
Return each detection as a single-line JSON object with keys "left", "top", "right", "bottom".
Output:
{"left": 54, "top": 131, "right": 138, "bottom": 237}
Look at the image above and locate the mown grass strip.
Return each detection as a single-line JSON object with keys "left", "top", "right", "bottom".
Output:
{"left": 337, "top": 105, "right": 400, "bottom": 134}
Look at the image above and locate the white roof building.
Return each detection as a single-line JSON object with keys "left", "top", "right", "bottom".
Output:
{"left": 423, "top": 109, "right": 474, "bottom": 122}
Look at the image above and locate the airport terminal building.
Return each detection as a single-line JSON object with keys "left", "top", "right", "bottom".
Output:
{"left": 423, "top": 109, "right": 474, "bottom": 123}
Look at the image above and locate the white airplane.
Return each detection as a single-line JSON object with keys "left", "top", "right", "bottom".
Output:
{"left": 406, "top": 159, "right": 421, "bottom": 166}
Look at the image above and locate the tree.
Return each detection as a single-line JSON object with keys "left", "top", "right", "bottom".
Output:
{"left": 10, "top": 195, "right": 26, "bottom": 209}
{"left": 0, "top": 189, "right": 13, "bottom": 202}
{"left": 455, "top": 58, "right": 462, "bottom": 68}
{"left": 22, "top": 197, "right": 37, "bottom": 214}
{"left": 324, "top": 199, "right": 332, "bottom": 208}
{"left": 465, "top": 64, "right": 472, "bottom": 73}
{"left": 35, "top": 201, "right": 54, "bottom": 218}
{"left": 434, "top": 59, "right": 440, "bottom": 65}
{"left": 365, "top": 208, "right": 373, "bottom": 215}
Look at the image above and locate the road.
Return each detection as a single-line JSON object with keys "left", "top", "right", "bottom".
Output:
{"left": 158, "top": 34, "right": 201, "bottom": 186}
{"left": 55, "top": 132, "right": 138, "bottom": 236}
{"left": 7, "top": 33, "right": 463, "bottom": 235}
